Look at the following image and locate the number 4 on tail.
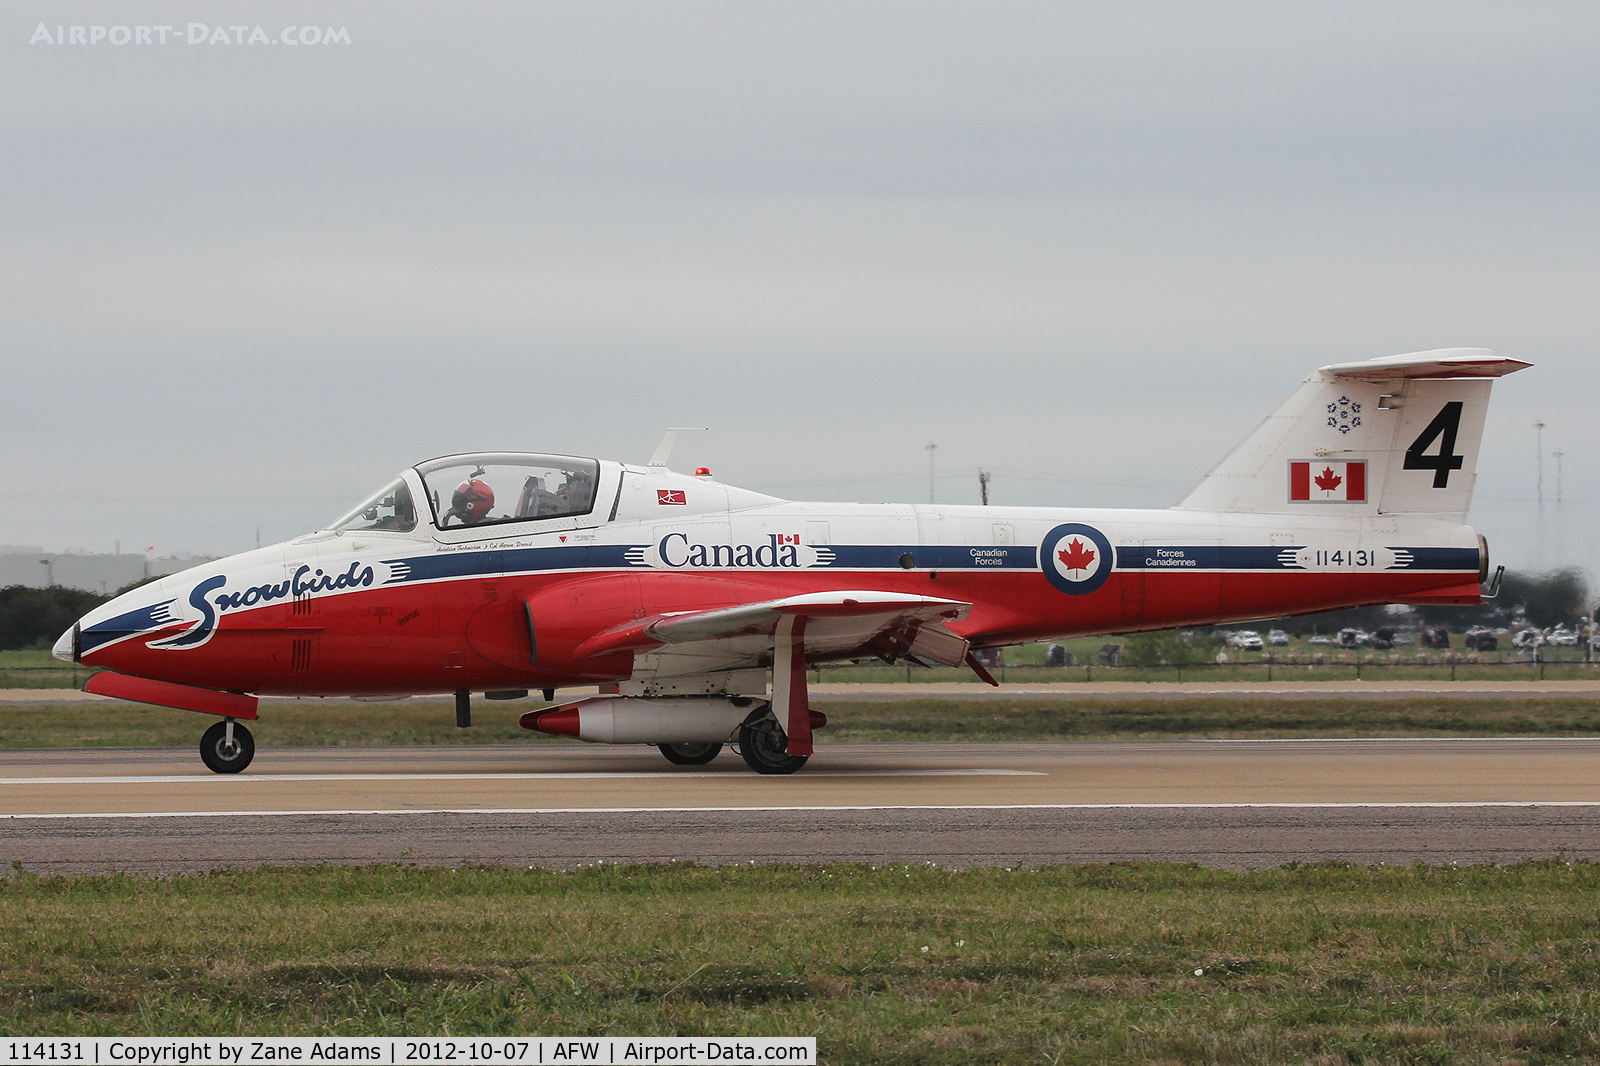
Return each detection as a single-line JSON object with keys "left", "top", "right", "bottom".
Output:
{"left": 1403, "top": 401, "right": 1465, "bottom": 488}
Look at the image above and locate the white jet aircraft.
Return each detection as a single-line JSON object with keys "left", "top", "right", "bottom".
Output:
{"left": 58, "top": 349, "right": 1525, "bottom": 774}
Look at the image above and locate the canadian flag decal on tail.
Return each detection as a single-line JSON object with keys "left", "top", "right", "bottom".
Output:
{"left": 1289, "top": 460, "right": 1366, "bottom": 502}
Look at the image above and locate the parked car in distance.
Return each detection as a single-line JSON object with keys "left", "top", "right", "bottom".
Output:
{"left": 1228, "top": 630, "right": 1264, "bottom": 650}
{"left": 1337, "top": 628, "right": 1367, "bottom": 649}
{"left": 1268, "top": 629, "right": 1290, "bottom": 646}
{"left": 1370, "top": 628, "right": 1395, "bottom": 650}
{"left": 1308, "top": 635, "right": 1333, "bottom": 645}
{"left": 1549, "top": 627, "right": 1579, "bottom": 647}
{"left": 1421, "top": 626, "right": 1452, "bottom": 650}
{"left": 1513, "top": 628, "right": 1543, "bottom": 649}
{"left": 1464, "top": 626, "right": 1497, "bottom": 652}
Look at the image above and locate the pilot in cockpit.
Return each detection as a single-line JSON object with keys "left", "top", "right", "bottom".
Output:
{"left": 445, "top": 476, "right": 496, "bottom": 526}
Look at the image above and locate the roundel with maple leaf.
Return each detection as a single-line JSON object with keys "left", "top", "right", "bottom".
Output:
{"left": 1039, "top": 522, "right": 1115, "bottom": 596}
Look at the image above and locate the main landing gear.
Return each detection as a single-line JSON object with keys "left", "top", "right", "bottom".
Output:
{"left": 648, "top": 706, "right": 812, "bottom": 774}
{"left": 658, "top": 741, "right": 723, "bottom": 765}
{"left": 200, "top": 717, "right": 255, "bottom": 774}
{"left": 737, "top": 709, "right": 809, "bottom": 776}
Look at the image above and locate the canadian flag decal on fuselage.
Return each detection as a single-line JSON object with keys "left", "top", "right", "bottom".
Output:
{"left": 1289, "top": 460, "right": 1366, "bottom": 502}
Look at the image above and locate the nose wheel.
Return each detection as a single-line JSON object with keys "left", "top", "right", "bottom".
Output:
{"left": 200, "top": 718, "right": 255, "bottom": 774}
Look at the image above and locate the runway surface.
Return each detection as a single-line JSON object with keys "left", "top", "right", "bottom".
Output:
{"left": 5, "top": 739, "right": 1600, "bottom": 872}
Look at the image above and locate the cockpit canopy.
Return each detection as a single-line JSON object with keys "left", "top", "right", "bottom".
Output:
{"left": 328, "top": 477, "right": 417, "bottom": 533}
{"left": 329, "top": 453, "right": 602, "bottom": 535}
{"left": 418, "top": 453, "right": 601, "bottom": 529}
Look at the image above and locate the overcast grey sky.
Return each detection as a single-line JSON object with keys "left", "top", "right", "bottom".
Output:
{"left": 3, "top": 1, "right": 1595, "bottom": 574}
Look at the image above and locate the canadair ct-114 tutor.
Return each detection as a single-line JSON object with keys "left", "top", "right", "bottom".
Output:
{"left": 58, "top": 349, "right": 1526, "bottom": 774}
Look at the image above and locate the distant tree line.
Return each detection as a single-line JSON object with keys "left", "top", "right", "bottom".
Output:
{"left": 1121, "top": 569, "right": 1592, "bottom": 666}
{"left": 0, "top": 586, "right": 109, "bottom": 651}
{"left": 1421, "top": 567, "right": 1590, "bottom": 631}
{"left": 0, "top": 578, "right": 162, "bottom": 651}
{"left": 1230, "top": 567, "right": 1592, "bottom": 638}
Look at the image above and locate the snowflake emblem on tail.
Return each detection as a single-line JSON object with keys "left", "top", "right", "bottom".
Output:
{"left": 1326, "top": 395, "right": 1362, "bottom": 435}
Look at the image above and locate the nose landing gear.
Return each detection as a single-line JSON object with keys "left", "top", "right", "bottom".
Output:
{"left": 200, "top": 717, "right": 255, "bottom": 774}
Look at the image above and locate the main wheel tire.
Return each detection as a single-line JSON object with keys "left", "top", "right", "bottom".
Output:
{"left": 658, "top": 741, "right": 722, "bottom": 765}
{"left": 737, "top": 716, "right": 809, "bottom": 775}
{"left": 199, "top": 720, "right": 255, "bottom": 774}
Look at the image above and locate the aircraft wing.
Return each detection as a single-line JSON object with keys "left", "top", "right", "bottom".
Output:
{"left": 565, "top": 590, "right": 981, "bottom": 758}
{"left": 572, "top": 590, "right": 973, "bottom": 667}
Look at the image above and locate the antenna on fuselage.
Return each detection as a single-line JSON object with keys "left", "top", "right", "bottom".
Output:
{"left": 648, "top": 427, "right": 708, "bottom": 468}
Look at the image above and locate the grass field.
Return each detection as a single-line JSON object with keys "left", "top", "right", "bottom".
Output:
{"left": 0, "top": 647, "right": 89, "bottom": 688}
{"left": 3, "top": 861, "right": 1599, "bottom": 1061}
{"left": 6, "top": 695, "right": 1600, "bottom": 749}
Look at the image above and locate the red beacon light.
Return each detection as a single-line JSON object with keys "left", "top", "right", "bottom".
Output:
{"left": 694, "top": 467, "right": 713, "bottom": 479}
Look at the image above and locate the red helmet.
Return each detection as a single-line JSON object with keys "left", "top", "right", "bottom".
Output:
{"left": 451, "top": 478, "right": 495, "bottom": 521}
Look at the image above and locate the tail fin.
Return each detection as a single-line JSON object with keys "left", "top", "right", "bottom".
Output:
{"left": 1175, "top": 349, "right": 1531, "bottom": 521}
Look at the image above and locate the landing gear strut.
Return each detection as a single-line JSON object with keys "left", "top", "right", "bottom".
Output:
{"left": 200, "top": 717, "right": 255, "bottom": 774}
{"left": 737, "top": 710, "right": 808, "bottom": 775}
{"left": 658, "top": 741, "right": 723, "bottom": 765}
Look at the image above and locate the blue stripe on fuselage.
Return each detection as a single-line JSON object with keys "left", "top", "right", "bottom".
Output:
{"left": 79, "top": 598, "right": 179, "bottom": 654}
{"left": 1387, "top": 547, "right": 1481, "bottom": 571}
{"left": 382, "top": 544, "right": 642, "bottom": 584}
{"left": 1116, "top": 545, "right": 1478, "bottom": 571}
{"left": 1118, "top": 546, "right": 1290, "bottom": 570}
{"left": 822, "top": 545, "right": 1035, "bottom": 569}
{"left": 379, "top": 541, "right": 1478, "bottom": 583}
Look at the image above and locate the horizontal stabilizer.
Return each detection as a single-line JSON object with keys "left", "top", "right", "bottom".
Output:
{"left": 1320, "top": 349, "right": 1531, "bottom": 380}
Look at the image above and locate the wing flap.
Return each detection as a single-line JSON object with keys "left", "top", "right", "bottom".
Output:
{"left": 905, "top": 623, "right": 971, "bottom": 667}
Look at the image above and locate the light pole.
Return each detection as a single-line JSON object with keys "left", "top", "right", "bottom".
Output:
{"left": 1533, "top": 421, "right": 1547, "bottom": 569}
{"left": 925, "top": 443, "right": 937, "bottom": 504}
{"left": 978, "top": 468, "right": 991, "bottom": 506}
{"left": 39, "top": 558, "right": 53, "bottom": 604}
{"left": 1535, "top": 421, "right": 1546, "bottom": 508}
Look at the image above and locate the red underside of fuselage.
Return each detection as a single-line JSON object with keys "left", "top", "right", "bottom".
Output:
{"left": 82, "top": 568, "right": 1475, "bottom": 696}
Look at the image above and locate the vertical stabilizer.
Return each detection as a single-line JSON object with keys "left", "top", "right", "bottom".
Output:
{"left": 1175, "top": 349, "right": 1530, "bottom": 521}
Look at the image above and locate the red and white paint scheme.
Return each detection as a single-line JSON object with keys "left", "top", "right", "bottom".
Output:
{"left": 58, "top": 349, "right": 1528, "bottom": 775}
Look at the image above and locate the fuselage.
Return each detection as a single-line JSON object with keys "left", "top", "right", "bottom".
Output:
{"left": 63, "top": 458, "right": 1484, "bottom": 697}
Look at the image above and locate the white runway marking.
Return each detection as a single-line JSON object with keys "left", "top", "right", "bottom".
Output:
{"left": 1197, "top": 736, "right": 1600, "bottom": 743}
{"left": 0, "top": 768, "right": 1043, "bottom": 786}
{"left": 6, "top": 801, "right": 1600, "bottom": 820}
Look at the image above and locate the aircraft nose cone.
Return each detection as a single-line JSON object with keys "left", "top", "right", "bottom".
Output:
{"left": 52, "top": 624, "right": 77, "bottom": 663}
